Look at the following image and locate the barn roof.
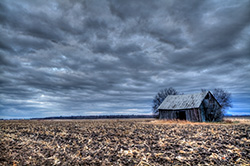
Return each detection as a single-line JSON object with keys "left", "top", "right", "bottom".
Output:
{"left": 158, "top": 91, "right": 210, "bottom": 110}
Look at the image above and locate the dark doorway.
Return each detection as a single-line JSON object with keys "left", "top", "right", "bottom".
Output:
{"left": 177, "top": 111, "right": 186, "bottom": 120}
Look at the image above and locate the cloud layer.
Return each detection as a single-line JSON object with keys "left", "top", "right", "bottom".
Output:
{"left": 1, "top": 0, "right": 250, "bottom": 118}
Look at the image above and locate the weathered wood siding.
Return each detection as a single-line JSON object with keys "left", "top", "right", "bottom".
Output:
{"left": 159, "top": 110, "right": 177, "bottom": 120}
{"left": 159, "top": 109, "right": 203, "bottom": 122}
{"left": 185, "top": 109, "right": 202, "bottom": 122}
{"left": 200, "top": 93, "right": 222, "bottom": 121}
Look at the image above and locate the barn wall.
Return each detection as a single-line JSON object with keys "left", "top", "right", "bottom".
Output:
{"left": 159, "top": 109, "right": 203, "bottom": 122}
{"left": 200, "top": 92, "right": 222, "bottom": 121}
{"left": 185, "top": 109, "right": 202, "bottom": 122}
{"left": 159, "top": 110, "right": 177, "bottom": 120}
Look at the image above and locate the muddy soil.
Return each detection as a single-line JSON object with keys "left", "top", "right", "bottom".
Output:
{"left": 0, "top": 120, "right": 249, "bottom": 165}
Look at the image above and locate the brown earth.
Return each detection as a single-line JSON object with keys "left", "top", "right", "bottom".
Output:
{"left": 0, "top": 119, "right": 250, "bottom": 165}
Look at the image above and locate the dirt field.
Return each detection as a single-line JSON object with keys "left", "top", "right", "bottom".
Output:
{"left": 0, "top": 119, "right": 250, "bottom": 165}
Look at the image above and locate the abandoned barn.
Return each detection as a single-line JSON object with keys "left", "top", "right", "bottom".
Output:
{"left": 157, "top": 91, "right": 221, "bottom": 122}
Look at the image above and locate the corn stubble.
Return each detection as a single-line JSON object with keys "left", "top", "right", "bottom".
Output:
{"left": 0, "top": 120, "right": 250, "bottom": 165}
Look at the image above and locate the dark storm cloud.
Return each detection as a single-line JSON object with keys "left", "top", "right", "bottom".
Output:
{"left": 109, "top": 0, "right": 159, "bottom": 20}
{"left": 0, "top": 0, "right": 250, "bottom": 118}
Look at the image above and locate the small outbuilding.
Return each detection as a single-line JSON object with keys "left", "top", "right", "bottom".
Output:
{"left": 157, "top": 91, "right": 222, "bottom": 122}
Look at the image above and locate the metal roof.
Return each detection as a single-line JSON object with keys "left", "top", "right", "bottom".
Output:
{"left": 158, "top": 91, "right": 209, "bottom": 110}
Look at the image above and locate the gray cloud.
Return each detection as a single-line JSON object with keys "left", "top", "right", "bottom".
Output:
{"left": 0, "top": 0, "right": 250, "bottom": 118}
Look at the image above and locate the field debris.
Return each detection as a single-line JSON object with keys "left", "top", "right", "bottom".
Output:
{"left": 0, "top": 119, "right": 250, "bottom": 165}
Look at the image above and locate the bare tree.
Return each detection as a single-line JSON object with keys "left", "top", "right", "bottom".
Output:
{"left": 152, "top": 87, "right": 179, "bottom": 118}
{"left": 201, "top": 88, "right": 232, "bottom": 121}
{"left": 212, "top": 88, "right": 233, "bottom": 110}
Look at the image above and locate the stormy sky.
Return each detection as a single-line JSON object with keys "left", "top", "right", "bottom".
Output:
{"left": 0, "top": 0, "right": 250, "bottom": 119}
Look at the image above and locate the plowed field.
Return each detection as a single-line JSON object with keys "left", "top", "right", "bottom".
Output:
{"left": 0, "top": 119, "right": 250, "bottom": 165}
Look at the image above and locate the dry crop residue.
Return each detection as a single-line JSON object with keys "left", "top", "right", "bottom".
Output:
{"left": 0, "top": 120, "right": 250, "bottom": 165}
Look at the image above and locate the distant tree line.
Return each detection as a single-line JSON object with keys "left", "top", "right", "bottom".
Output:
{"left": 31, "top": 114, "right": 156, "bottom": 120}
{"left": 3, "top": 115, "right": 250, "bottom": 121}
